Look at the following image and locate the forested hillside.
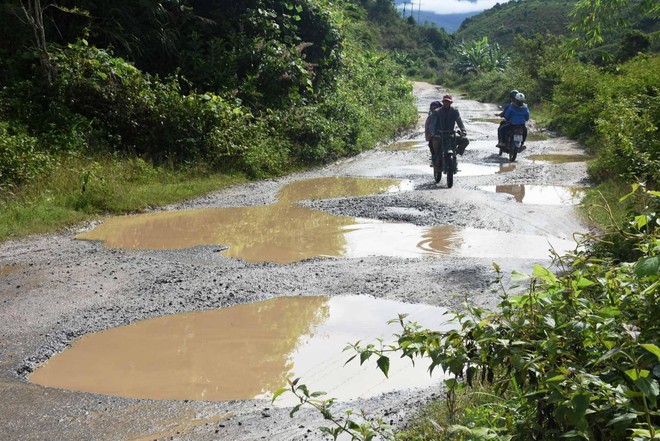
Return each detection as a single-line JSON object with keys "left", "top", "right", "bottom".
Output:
{"left": 455, "top": 0, "right": 660, "bottom": 57}
{"left": 455, "top": 0, "right": 578, "bottom": 49}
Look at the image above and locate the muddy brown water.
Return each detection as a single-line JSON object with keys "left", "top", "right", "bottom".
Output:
{"left": 29, "top": 295, "right": 453, "bottom": 404}
{"left": 77, "top": 177, "right": 415, "bottom": 264}
{"left": 480, "top": 185, "right": 585, "bottom": 205}
{"left": 381, "top": 140, "right": 425, "bottom": 151}
{"left": 76, "top": 176, "right": 576, "bottom": 262}
{"left": 527, "top": 154, "right": 593, "bottom": 163}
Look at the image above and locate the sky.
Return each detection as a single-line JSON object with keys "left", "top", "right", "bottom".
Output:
{"left": 401, "top": 0, "right": 513, "bottom": 15}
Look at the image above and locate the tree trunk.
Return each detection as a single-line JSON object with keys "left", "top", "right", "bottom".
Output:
{"left": 20, "top": 0, "right": 56, "bottom": 83}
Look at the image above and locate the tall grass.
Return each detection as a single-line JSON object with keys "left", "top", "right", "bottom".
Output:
{"left": 0, "top": 155, "right": 246, "bottom": 242}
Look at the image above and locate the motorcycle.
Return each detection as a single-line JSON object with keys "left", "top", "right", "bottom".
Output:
{"left": 498, "top": 124, "right": 525, "bottom": 162}
{"left": 432, "top": 130, "right": 466, "bottom": 188}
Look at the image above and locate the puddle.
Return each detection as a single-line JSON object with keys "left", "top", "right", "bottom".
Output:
{"left": 473, "top": 118, "right": 503, "bottom": 124}
{"left": 525, "top": 132, "right": 551, "bottom": 141}
{"left": 77, "top": 177, "right": 415, "bottom": 264}
{"left": 0, "top": 265, "right": 19, "bottom": 277}
{"left": 360, "top": 163, "right": 500, "bottom": 178}
{"left": 77, "top": 173, "right": 574, "bottom": 262}
{"left": 497, "top": 163, "right": 517, "bottom": 174}
{"left": 30, "top": 295, "right": 454, "bottom": 403}
{"left": 480, "top": 185, "right": 585, "bottom": 205}
{"left": 276, "top": 176, "right": 412, "bottom": 203}
{"left": 454, "top": 163, "right": 501, "bottom": 176}
{"left": 381, "top": 140, "right": 424, "bottom": 151}
{"left": 527, "top": 154, "right": 593, "bottom": 164}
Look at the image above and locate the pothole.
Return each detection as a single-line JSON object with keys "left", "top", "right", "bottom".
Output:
{"left": 0, "top": 265, "right": 19, "bottom": 277}
{"left": 526, "top": 154, "right": 593, "bottom": 164}
{"left": 480, "top": 184, "right": 586, "bottom": 205}
{"left": 359, "top": 162, "right": 501, "bottom": 178}
{"left": 381, "top": 140, "right": 425, "bottom": 151}
{"left": 76, "top": 176, "right": 575, "bottom": 262}
{"left": 29, "top": 295, "right": 453, "bottom": 403}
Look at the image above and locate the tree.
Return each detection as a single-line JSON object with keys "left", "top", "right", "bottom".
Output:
{"left": 19, "top": 0, "right": 55, "bottom": 83}
{"left": 454, "top": 36, "right": 509, "bottom": 75}
{"left": 568, "top": 0, "right": 660, "bottom": 52}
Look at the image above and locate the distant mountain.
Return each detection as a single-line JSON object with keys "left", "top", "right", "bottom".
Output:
{"left": 393, "top": 1, "right": 479, "bottom": 33}
{"left": 453, "top": 0, "right": 578, "bottom": 49}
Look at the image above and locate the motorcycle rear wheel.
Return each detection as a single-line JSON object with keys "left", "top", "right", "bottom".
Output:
{"left": 509, "top": 146, "right": 517, "bottom": 162}
{"left": 446, "top": 154, "right": 454, "bottom": 188}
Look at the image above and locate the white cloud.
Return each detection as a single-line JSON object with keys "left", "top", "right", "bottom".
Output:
{"left": 400, "top": 0, "right": 512, "bottom": 15}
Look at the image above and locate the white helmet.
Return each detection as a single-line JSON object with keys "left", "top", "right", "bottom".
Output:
{"left": 515, "top": 92, "right": 525, "bottom": 102}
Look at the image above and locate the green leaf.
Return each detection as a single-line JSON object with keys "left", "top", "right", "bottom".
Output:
{"left": 625, "top": 369, "right": 650, "bottom": 381}
{"left": 571, "top": 393, "right": 590, "bottom": 421}
{"left": 635, "top": 377, "right": 659, "bottom": 402}
{"left": 533, "top": 264, "right": 557, "bottom": 283}
{"left": 606, "top": 412, "right": 638, "bottom": 426}
{"left": 377, "top": 356, "right": 390, "bottom": 378}
{"left": 360, "top": 351, "right": 372, "bottom": 365}
{"left": 271, "top": 388, "right": 288, "bottom": 403}
{"left": 511, "top": 270, "right": 529, "bottom": 281}
{"left": 596, "top": 306, "right": 621, "bottom": 318}
{"left": 641, "top": 344, "right": 660, "bottom": 361}
{"left": 635, "top": 256, "right": 660, "bottom": 277}
{"left": 289, "top": 404, "right": 301, "bottom": 418}
{"left": 635, "top": 214, "right": 649, "bottom": 230}
{"left": 576, "top": 277, "right": 595, "bottom": 287}
{"left": 545, "top": 374, "right": 566, "bottom": 382}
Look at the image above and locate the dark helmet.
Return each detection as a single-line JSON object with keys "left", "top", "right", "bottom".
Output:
{"left": 429, "top": 100, "right": 441, "bottom": 110}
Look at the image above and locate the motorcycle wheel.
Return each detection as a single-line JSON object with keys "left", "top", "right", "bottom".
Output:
{"left": 433, "top": 165, "right": 441, "bottom": 183}
{"left": 446, "top": 154, "right": 454, "bottom": 188}
{"left": 509, "top": 146, "right": 517, "bottom": 162}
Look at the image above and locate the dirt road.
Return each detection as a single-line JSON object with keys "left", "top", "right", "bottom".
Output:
{"left": 0, "top": 82, "right": 591, "bottom": 440}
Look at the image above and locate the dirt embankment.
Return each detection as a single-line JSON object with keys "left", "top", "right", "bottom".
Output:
{"left": 0, "top": 82, "right": 592, "bottom": 441}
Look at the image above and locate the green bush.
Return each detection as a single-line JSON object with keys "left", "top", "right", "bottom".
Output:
{"left": 551, "top": 54, "right": 660, "bottom": 187}
{"left": 0, "top": 122, "right": 53, "bottom": 192}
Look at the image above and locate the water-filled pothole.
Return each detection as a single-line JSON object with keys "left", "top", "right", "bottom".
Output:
{"left": 527, "top": 154, "right": 593, "bottom": 164}
{"left": 0, "top": 265, "right": 19, "bottom": 277}
{"left": 29, "top": 295, "right": 453, "bottom": 403}
{"left": 359, "top": 162, "right": 501, "bottom": 178}
{"left": 480, "top": 185, "right": 585, "bottom": 205}
{"left": 525, "top": 132, "right": 551, "bottom": 141}
{"left": 77, "top": 177, "right": 417, "bottom": 263}
{"left": 381, "top": 140, "right": 424, "bottom": 151}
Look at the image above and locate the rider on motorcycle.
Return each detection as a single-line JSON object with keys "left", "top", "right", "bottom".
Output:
{"left": 428, "top": 94, "right": 467, "bottom": 169}
{"left": 425, "top": 100, "right": 442, "bottom": 165}
{"left": 499, "top": 92, "right": 529, "bottom": 151}
{"left": 496, "top": 89, "right": 518, "bottom": 148}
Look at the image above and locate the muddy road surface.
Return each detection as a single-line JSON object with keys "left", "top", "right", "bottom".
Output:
{"left": 0, "top": 82, "right": 592, "bottom": 441}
